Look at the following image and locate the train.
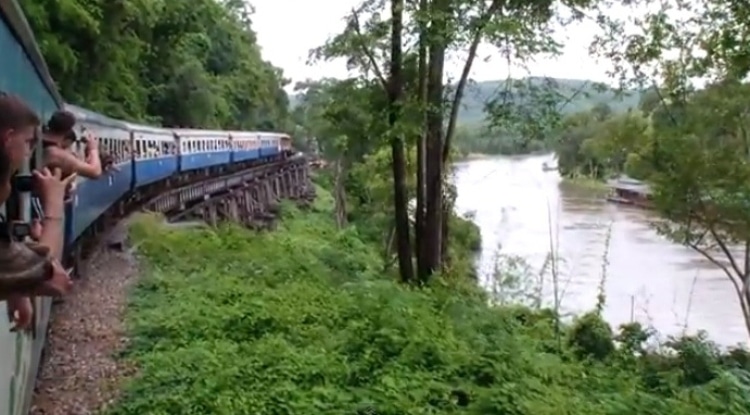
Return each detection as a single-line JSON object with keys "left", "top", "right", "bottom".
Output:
{"left": 60, "top": 103, "right": 294, "bottom": 251}
{"left": 0, "top": 1, "right": 303, "bottom": 413}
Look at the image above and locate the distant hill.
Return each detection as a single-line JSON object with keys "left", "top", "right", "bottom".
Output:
{"left": 290, "top": 77, "right": 642, "bottom": 127}
{"left": 456, "top": 78, "right": 642, "bottom": 127}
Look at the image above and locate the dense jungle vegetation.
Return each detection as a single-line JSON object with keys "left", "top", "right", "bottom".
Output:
{"left": 112, "top": 187, "right": 750, "bottom": 414}
{"left": 22, "top": 0, "right": 290, "bottom": 130}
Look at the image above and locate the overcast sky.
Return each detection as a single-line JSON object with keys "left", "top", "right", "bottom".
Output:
{"left": 250, "top": 0, "right": 628, "bottom": 90}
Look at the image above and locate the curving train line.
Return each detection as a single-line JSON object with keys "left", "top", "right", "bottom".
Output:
{"left": 0, "top": 1, "right": 307, "bottom": 414}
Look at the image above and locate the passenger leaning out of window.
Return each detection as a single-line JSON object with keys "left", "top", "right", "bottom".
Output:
{"left": 42, "top": 110, "right": 102, "bottom": 179}
{"left": 0, "top": 95, "right": 75, "bottom": 330}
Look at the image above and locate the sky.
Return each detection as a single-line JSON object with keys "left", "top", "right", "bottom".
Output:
{"left": 250, "top": 0, "right": 627, "bottom": 90}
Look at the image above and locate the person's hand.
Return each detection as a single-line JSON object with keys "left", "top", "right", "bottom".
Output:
{"left": 85, "top": 133, "right": 98, "bottom": 151}
{"left": 32, "top": 260, "right": 73, "bottom": 297}
{"left": 28, "top": 222, "right": 73, "bottom": 296}
{"left": 33, "top": 167, "right": 77, "bottom": 215}
{"left": 6, "top": 296, "right": 33, "bottom": 332}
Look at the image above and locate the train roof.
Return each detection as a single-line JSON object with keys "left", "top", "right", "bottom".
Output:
{"left": 64, "top": 104, "right": 129, "bottom": 129}
{"left": 122, "top": 121, "right": 172, "bottom": 136}
{"left": 172, "top": 128, "right": 229, "bottom": 138}
{"left": 228, "top": 131, "right": 287, "bottom": 138}
{"left": 258, "top": 131, "right": 290, "bottom": 137}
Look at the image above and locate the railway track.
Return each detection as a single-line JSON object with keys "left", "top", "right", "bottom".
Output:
{"left": 4, "top": 156, "right": 311, "bottom": 415}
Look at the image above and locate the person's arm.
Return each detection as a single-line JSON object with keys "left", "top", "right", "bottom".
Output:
{"left": 47, "top": 147, "right": 102, "bottom": 179}
{"left": 1, "top": 168, "right": 74, "bottom": 317}
{"left": 34, "top": 168, "right": 71, "bottom": 259}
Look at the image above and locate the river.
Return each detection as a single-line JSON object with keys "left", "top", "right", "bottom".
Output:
{"left": 454, "top": 153, "right": 748, "bottom": 347}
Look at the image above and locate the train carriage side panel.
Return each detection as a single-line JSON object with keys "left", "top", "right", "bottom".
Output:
{"left": 259, "top": 132, "right": 283, "bottom": 158}
{"left": 64, "top": 104, "right": 132, "bottom": 242}
{"left": 128, "top": 123, "right": 178, "bottom": 187}
{"left": 174, "top": 129, "right": 231, "bottom": 172}
{"left": 0, "top": 2, "right": 64, "bottom": 414}
{"left": 268, "top": 134, "right": 280, "bottom": 157}
{"left": 231, "top": 131, "right": 260, "bottom": 162}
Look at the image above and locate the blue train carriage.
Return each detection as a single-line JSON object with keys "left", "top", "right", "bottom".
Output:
{"left": 127, "top": 122, "right": 178, "bottom": 188}
{"left": 0, "top": 2, "right": 66, "bottom": 414}
{"left": 63, "top": 104, "right": 133, "bottom": 243}
{"left": 173, "top": 128, "right": 232, "bottom": 173}
{"left": 258, "top": 132, "right": 284, "bottom": 159}
{"left": 230, "top": 131, "right": 261, "bottom": 163}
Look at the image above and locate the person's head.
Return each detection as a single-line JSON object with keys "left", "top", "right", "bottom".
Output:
{"left": 62, "top": 130, "right": 77, "bottom": 149}
{"left": 0, "top": 94, "right": 40, "bottom": 203}
{"left": 43, "top": 110, "right": 75, "bottom": 143}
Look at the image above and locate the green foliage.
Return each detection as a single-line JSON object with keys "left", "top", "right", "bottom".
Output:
{"left": 553, "top": 103, "right": 652, "bottom": 180}
{"left": 292, "top": 77, "right": 644, "bottom": 157}
{"left": 22, "top": 0, "right": 290, "bottom": 129}
{"left": 112, "top": 191, "right": 750, "bottom": 414}
{"left": 439, "top": 77, "right": 642, "bottom": 156}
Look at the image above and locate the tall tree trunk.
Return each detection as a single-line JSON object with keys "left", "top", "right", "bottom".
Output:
{"left": 415, "top": 0, "right": 428, "bottom": 274}
{"left": 389, "top": 0, "right": 414, "bottom": 283}
{"left": 440, "top": 0, "right": 503, "bottom": 268}
{"left": 420, "top": 0, "right": 448, "bottom": 282}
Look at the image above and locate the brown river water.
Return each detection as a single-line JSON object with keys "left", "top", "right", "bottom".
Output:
{"left": 454, "top": 153, "right": 748, "bottom": 347}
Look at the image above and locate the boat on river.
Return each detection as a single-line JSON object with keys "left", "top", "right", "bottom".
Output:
{"left": 606, "top": 175, "right": 652, "bottom": 208}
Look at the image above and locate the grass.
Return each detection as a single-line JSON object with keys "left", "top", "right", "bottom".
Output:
{"left": 107, "top": 188, "right": 750, "bottom": 415}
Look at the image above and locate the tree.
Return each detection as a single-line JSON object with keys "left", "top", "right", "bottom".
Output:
{"left": 591, "top": 0, "right": 750, "bottom": 337}
{"left": 312, "top": 0, "right": 601, "bottom": 283}
{"left": 22, "top": 0, "right": 290, "bottom": 130}
{"left": 648, "top": 81, "right": 750, "bottom": 335}
{"left": 387, "top": 0, "right": 415, "bottom": 282}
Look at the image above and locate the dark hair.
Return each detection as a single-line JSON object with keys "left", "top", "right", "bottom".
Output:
{"left": 44, "top": 110, "right": 75, "bottom": 135}
{"left": 63, "top": 130, "right": 77, "bottom": 142}
{"left": 0, "top": 95, "right": 40, "bottom": 134}
{"left": 0, "top": 95, "right": 40, "bottom": 180}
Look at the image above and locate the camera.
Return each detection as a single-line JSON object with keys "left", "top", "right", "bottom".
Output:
{"left": 0, "top": 220, "right": 32, "bottom": 242}
{"left": 12, "top": 174, "right": 34, "bottom": 193}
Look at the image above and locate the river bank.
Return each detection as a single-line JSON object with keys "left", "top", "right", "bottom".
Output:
{"left": 559, "top": 176, "right": 610, "bottom": 192}
{"left": 454, "top": 153, "right": 748, "bottom": 346}
{"left": 99, "top": 183, "right": 748, "bottom": 414}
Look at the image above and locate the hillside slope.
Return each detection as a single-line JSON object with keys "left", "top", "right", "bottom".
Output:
{"left": 458, "top": 78, "right": 641, "bottom": 126}
{"left": 290, "top": 77, "right": 641, "bottom": 126}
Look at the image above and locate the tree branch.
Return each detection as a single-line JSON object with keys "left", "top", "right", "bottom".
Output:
{"left": 443, "top": 0, "right": 503, "bottom": 162}
{"left": 688, "top": 240, "right": 749, "bottom": 319}
{"left": 708, "top": 224, "right": 745, "bottom": 279}
{"left": 350, "top": 8, "right": 389, "bottom": 92}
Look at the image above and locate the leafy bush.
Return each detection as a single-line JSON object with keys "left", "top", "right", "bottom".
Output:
{"left": 111, "top": 194, "right": 750, "bottom": 415}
